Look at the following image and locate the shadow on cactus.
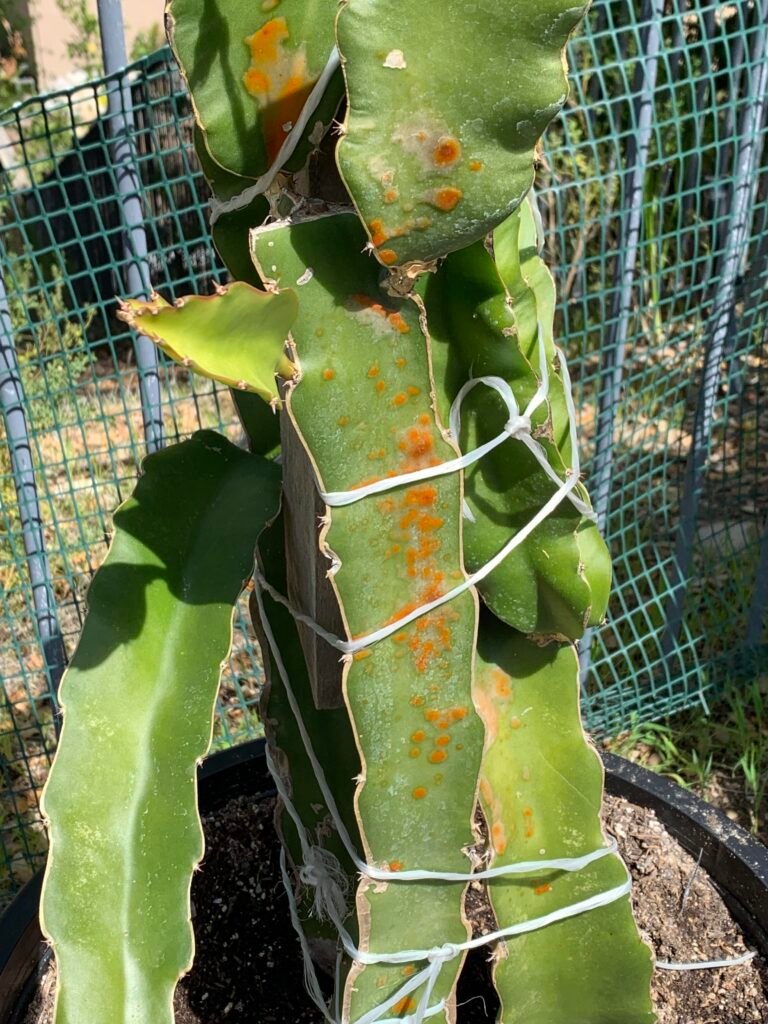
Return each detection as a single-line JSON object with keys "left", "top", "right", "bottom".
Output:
{"left": 39, "top": 2, "right": 657, "bottom": 1023}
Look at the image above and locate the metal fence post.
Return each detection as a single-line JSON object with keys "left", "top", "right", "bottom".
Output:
{"left": 661, "top": 6, "right": 768, "bottom": 657}
{"left": 0, "top": 267, "right": 67, "bottom": 708}
{"left": 746, "top": 523, "right": 768, "bottom": 649}
{"left": 579, "top": 0, "right": 665, "bottom": 686}
{"left": 96, "top": 0, "right": 164, "bottom": 453}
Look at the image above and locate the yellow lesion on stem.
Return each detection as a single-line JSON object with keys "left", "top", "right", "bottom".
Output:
{"left": 242, "top": 17, "right": 315, "bottom": 162}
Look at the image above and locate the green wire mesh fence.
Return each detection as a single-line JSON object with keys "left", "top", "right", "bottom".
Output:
{"left": 0, "top": 0, "right": 766, "bottom": 904}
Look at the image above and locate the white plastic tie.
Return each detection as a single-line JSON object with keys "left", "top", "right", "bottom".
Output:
{"left": 655, "top": 950, "right": 757, "bottom": 971}
{"left": 319, "top": 326, "right": 595, "bottom": 525}
{"left": 255, "top": 340, "right": 636, "bottom": 1024}
{"left": 256, "top": 584, "right": 636, "bottom": 1024}
{"left": 257, "top": 348, "right": 597, "bottom": 656}
{"left": 257, "top": 588, "right": 620, "bottom": 888}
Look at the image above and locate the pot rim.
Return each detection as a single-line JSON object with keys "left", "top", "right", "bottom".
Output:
{"left": 603, "top": 749, "right": 768, "bottom": 952}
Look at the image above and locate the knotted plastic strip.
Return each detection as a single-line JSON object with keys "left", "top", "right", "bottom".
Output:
{"left": 256, "top": 584, "right": 632, "bottom": 1024}
{"left": 258, "top": 335, "right": 594, "bottom": 656}
{"left": 320, "top": 327, "right": 595, "bottom": 521}
{"left": 255, "top": 336, "right": 751, "bottom": 1024}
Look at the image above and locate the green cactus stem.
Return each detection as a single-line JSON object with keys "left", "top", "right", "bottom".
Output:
{"left": 251, "top": 210, "right": 485, "bottom": 1024}
{"left": 168, "top": 0, "right": 343, "bottom": 180}
{"left": 474, "top": 615, "right": 656, "bottom": 1024}
{"left": 253, "top": 513, "right": 362, "bottom": 970}
{"left": 192, "top": 126, "right": 270, "bottom": 287}
{"left": 422, "top": 229, "right": 611, "bottom": 639}
{"left": 40, "top": 432, "right": 282, "bottom": 1024}
{"left": 119, "top": 282, "right": 298, "bottom": 404}
{"left": 335, "top": 0, "right": 588, "bottom": 269}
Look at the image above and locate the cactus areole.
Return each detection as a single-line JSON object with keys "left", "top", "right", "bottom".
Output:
{"left": 39, "top": 3, "right": 659, "bottom": 1024}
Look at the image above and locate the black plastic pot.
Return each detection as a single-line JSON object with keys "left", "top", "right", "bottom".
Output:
{"left": 603, "top": 751, "right": 768, "bottom": 953}
{"left": 1, "top": 745, "right": 767, "bottom": 1023}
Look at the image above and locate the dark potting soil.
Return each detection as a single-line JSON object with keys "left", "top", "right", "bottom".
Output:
{"left": 21, "top": 793, "right": 768, "bottom": 1024}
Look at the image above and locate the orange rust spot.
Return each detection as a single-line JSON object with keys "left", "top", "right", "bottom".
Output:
{"left": 355, "top": 295, "right": 384, "bottom": 314}
{"left": 493, "top": 670, "right": 512, "bottom": 699}
{"left": 388, "top": 312, "right": 410, "bottom": 334}
{"left": 322, "top": 368, "right": 335, "bottom": 381}
{"left": 369, "top": 219, "right": 387, "bottom": 247}
{"left": 367, "top": 448, "right": 386, "bottom": 461}
{"left": 411, "top": 730, "right": 426, "bottom": 743}
{"left": 389, "top": 860, "right": 405, "bottom": 872}
{"left": 405, "top": 485, "right": 437, "bottom": 507}
{"left": 376, "top": 380, "right": 386, "bottom": 393}
{"left": 432, "top": 187, "right": 463, "bottom": 212}
{"left": 367, "top": 364, "right": 380, "bottom": 378}
{"left": 410, "top": 695, "right": 425, "bottom": 707}
{"left": 510, "top": 716, "right": 522, "bottom": 730}
{"left": 406, "top": 385, "right": 421, "bottom": 396}
{"left": 398, "top": 426, "right": 434, "bottom": 460}
{"left": 395, "top": 357, "right": 407, "bottom": 368}
{"left": 352, "top": 295, "right": 410, "bottom": 333}
{"left": 416, "top": 641, "right": 435, "bottom": 671}
{"left": 394, "top": 997, "right": 418, "bottom": 1015}
{"left": 402, "top": 965, "right": 416, "bottom": 978}
{"left": 412, "top": 787, "right": 428, "bottom": 800}
{"left": 418, "top": 413, "right": 431, "bottom": 425}
{"left": 337, "top": 415, "right": 349, "bottom": 427}
{"left": 353, "top": 649, "right": 371, "bottom": 662}
{"left": 534, "top": 883, "right": 552, "bottom": 896}
{"left": 244, "top": 69, "right": 270, "bottom": 93}
{"left": 244, "top": 17, "right": 287, "bottom": 63}
{"left": 523, "top": 807, "right": 535, "bottom": 839}
{"left": 491, "top": 822, "right": 507, "bottom": 856}
{"left": 470, "top": 160, "right": 483, "bottom": 172}
{"left": 376, "top": 463, "right": 457, "bottom": 674}
{"left": 409, "top": 747, "right": 421, "bottom": 759}
{"left": 379, "top": 249, "right": 398, "bottom": 265}
{"left": 435, "top": 734, "right": 451, "bottom": 747}
{"left": 384, "top": 188, "right": 399, "bottom": 204}
{"left": 392, "top": 392, "right": 407, "bottom": 407}
{"left": 480, "top": 778, "right": 493, "bottom": 805}
{"left": 433, "top": 136, "right": 462, "bottom": 166}
{"left": 428, "top": 749, "right": 447, "bottom": 764}
{"left": 242, "top": 19, "right": 314, "bottom": 161}
{"left": 399, "top": 509, "right": 418, "bottom": 530}
{"left": 426, "top": 705, "right": 466, "bottom": 727}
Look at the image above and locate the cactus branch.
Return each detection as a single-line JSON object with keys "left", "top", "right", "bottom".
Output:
{"left": 40, "top": 433, "right": 282, "bottom": 1024}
